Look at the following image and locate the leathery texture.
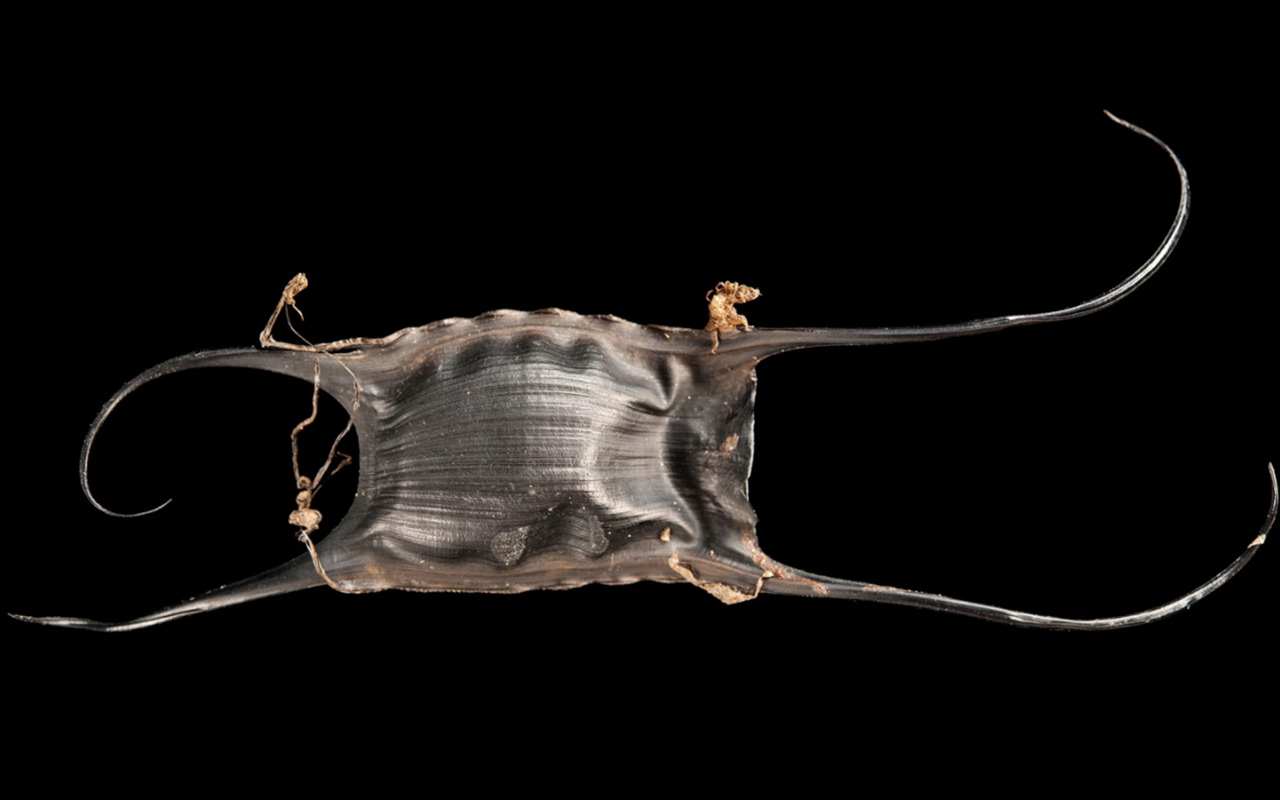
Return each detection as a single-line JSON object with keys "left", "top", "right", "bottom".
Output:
{"left": 11, "top": 111, "right": 1274, "bottom": 632}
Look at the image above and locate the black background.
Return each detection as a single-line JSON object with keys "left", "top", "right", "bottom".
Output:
{"left": 7, "top": 49, "right": 1274, "bottom": 737}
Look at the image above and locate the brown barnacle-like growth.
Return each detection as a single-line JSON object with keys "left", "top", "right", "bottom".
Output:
{"left": 10, "top": 111, "right": 1275, "bottom": 632}
{"left": 705, "top": 281, "right": 761, "bottom": 353}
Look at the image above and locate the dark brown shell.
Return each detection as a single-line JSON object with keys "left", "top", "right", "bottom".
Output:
{"left": 10, "top": 109, "right": 1275, "bottom": 638}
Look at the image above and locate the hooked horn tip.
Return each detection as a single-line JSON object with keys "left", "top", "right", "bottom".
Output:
{"left": 1102, "top": 109, "right": 1129, "bottom": 127}
{"left": 9, "top": 608, "right": 203, "bottom": 632}
{"left": 88, "top": 496, "right": 173, "bottom": 519}
{"left": 7, "top": 612, "right": 95, "bottom": 630}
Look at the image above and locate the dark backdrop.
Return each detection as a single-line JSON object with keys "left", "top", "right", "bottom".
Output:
{"left": 8, "top": 75, "right": 1274, "bottom": 731}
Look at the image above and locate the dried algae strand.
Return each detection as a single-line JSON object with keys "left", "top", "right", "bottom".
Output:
{"left": 705, "top": 281, "right": 760, "bottom": 353}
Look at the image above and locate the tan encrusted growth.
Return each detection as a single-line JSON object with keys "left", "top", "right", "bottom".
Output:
{"left": 739, "top": 525, "right": 830, "bottom": 596}
{"left": 668, "top": 552, "right": 770, "bottom": 605}
{"left": 260, "top": 273, "right": 310, "bottom": 350}
{"left": 705, "top": 281, "right": 760, "bottom": 353}
{"left": 260, "top": 273, "right": 403, "bottom": 353}
{"left": 290, "top": 505, "right": 322, "bottom": 535}
{"left": 288, "top": 363, "right": 358, "bottom": 593}
{"left": 260, "top": 275, "right": 367, "bottom": 594}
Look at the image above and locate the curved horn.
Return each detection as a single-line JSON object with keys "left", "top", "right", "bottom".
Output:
{"left": 17, "top": 346, "right": 360, "bottom": 630}
{"left": 759, "top": 464, "right": 1274, "bottom": 630}
{"left": 8, "top": 552, "right": 326, "bottom": 632}
{"left": 80, "top": 347, "right": 348, "bottom": 518}
{"left": 715, "top": 110, "right": 1189, "bottom": 361}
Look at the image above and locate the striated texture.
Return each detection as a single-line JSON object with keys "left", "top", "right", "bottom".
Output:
{"left": 320, "top": 312, "right": 765, "bottom": 593}
{"left": 11, "top": 111, "right": 1274, "bottom": 632}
